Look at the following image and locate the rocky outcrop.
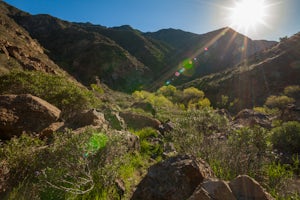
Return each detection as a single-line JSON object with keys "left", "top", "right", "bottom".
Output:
{"left": 229, "top": 175, "right": 274, "bottom": 200}
{"left": 65, "top": 109, "right": 108, "bottom": 130}
{"left": 131, "top": 155, "right": 274, "bottom": 200}
{"left": 131, "top": 155, "right": 214, "bottom": 200}
{"left": 202, "top": 180, "right": 236, "bottom": 200}
{"left": 0, "top": 94, "right": 61, "bottom": 139}
{"left": 120, "top": 111, "right": 161, "bottom": 130}
{"left": 233, "top": 109, "right": 271, "bottom": 128}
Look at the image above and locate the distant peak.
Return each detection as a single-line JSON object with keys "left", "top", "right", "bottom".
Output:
{"left": 112, "top": 25, "right": 134, "bottom": 31}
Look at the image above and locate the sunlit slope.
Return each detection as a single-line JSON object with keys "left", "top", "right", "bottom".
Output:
{"left": 181, "top": 32, "right": 300, "bottom": 111}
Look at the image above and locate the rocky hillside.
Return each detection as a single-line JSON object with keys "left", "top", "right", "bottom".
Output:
{"left": 0, "top": 2, "right": 66, "bottom": 76}
{"left": 0, "top": 1, "right": 276, "bottom": 92}
{"left": 181, "top": 32, "right": 300, "bottom": 111}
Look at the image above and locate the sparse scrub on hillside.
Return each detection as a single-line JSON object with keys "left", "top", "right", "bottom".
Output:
{"left": 271, "top": 121, "right": 300, "bottom": 156}
{"left": 0, "top": 70, "right": 99, "bottom": 118}
{"left": 0, "top": 127, "right": 149, "bottom": 199}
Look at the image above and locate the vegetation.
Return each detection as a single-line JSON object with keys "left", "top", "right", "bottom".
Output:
{"left": 0, "top": 70, "right": 99, "bottom": 118}
{"left": 1, "top": 72, "right": 299, "bottom": 199}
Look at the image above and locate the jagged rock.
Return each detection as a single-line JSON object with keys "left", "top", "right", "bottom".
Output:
{"left": 188, "top": 186, "right": 211, "bottom": 200}
{"left": 229, "top": 175, "right": 275, "bottom": 200}
{"left": 158, "top": 119, "right": 175, "bottom": 134}
{"left": 65, "top": 109, "right": 108, "bottom": 130}
{"left": 233, "top": 109, "right": 271, "bottom": 129}
{"left": 202, "top": 180, "right": 236, "bottom": 200}
{"left": 281, "top": 104, "right": 300, "bottom": 122}
{"left": 114, "top": 130, "right": 140, "bottom": 152}
{"left": 0, "top": 94, "right": 61, "bottom": 140}
{"left": 131, "top": 155, "right": 214, "bottom": 200}
{"left": 104, "top": 110, "right": 126, "bottom": 130}
{"left": 40, "top": 122, "right": 64, "bottom": 139}
{"left": 120, "top": 111, "right": 161, "bottom": 130}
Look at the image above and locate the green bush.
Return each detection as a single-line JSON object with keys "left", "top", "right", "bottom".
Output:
{"left": 134, "top": 128, "right": 163, "bottom": 159}
{"left": 284, "top": 85, "right": 300, "bottom": 99}
{"left": 0, "top": 70, "right": 98, "bottom": 118}
{"left": 271, "top": 121, "right": 300, "bottom": 155}
{"left": 265, "top": 95, "right": 295, "bottom": 110}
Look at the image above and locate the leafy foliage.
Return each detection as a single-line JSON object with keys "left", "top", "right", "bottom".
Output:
{"left": 265, "top": 95, "right": 295, "bottom": 110}
{"left": 271, "top": 121, "right": 300, "bottom": 155}
{"left": 0, "top": 70, "right": 98, "bottom": 118}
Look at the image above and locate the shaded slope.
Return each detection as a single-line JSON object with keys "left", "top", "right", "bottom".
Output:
{"left": 10, "top": 13, "right": 149, "bottom": 92}
{"left": 0, "top": 1, "right": 65, "bottom": 75}
{"left": 181, "top": 32, "right": 300, "bottom": 111}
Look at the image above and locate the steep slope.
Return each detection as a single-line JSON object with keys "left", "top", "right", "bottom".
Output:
{"left": 0, "top": 1, "right": 65, "bottom": 75}
{"left": 9, "top": 13, "right": 150, "bottom": 92}
{"left": 181, "top": 32, "right": 300, "bottom": 111}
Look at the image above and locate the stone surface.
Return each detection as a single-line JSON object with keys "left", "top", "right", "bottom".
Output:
{"left": 131, "top": 154, "right": 213, "bottom": 200}
{"left": 229, "top": 175, "right": 275, "bottom": 200}
{"left": 120, "top": 111, "right": 161, "bottom": 130}
{"left": 202, "top": 180, "right": 236, "bottom": 200}
{"left": 65, "top": 109, "right": 107, "bottom": 130}
{"left": 188, "top": 186, "right": 211, "bottom": 200}
{"left": 233, "top": 109, "right": 271, "bottom": 129}
{"left": 0, "top": 94, "right": 61, "bottom": 139}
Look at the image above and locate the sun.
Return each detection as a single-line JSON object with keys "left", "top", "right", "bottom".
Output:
{"left": 229, "top": 0, "right": 268, "bottom": 33}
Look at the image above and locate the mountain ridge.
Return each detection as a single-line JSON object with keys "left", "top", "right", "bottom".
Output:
{"left": 0, "top": 0, "right": 276, "bottom": 92}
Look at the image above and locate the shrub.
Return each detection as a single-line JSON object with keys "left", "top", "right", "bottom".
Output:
{"left": 132, "top": 90, "right": 174, "bottom": 108}
{"left": 156, "top": 85, "right": 177, "bottom": 97}
{"left": 0, "top": 70, "right": 98, "bottom": 118}
{"left": 265, "top": 95, "right": 295, "bottom": 110}
{"left": 271, "top": 121, "right": 300, "bottom": 155}
{"left": 284, "top": 85, "right": 300, "bottom": 99}
{"left": 183, "top": 87, "right": 205, "bottom": 102}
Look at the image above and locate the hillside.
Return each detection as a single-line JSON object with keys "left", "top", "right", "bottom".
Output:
{"left": 0, "top": 2, "right": 66, "bottom": 76}
{"left": 1, "top": 0, "right": 275, "bottom": 92}
{"left": 0, "top": 1, "right": 299, "bottom": 200}
{"left": 181, "top": 32, "right": 300, "bottom": 111}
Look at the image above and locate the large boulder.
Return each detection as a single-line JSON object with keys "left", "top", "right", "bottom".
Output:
{"left": 229, "top": 175, "right": 275, "bottom": 200}
{"left": 233, "top": 109, "right": 271, "bottom": 129}
{"left": 131, "top": 155, "right": 214, "bottom": 200}
{"left": 202, "top": 180, "right": 236, "bottom": 200}
{"left": 0, "top": 94, "right": 61, "bottom": 139}
{"left": 120, "top": 111, "right": 161, "bottom": 130}
{"left": 65, "top": 109, "right": 108, "bottom": 130}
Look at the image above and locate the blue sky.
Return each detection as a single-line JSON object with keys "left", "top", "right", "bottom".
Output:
{"left": 3, "top": 0, "right": 300, "bottom": 41}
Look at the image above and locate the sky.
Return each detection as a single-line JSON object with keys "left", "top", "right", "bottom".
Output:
{"left": 3, "top": 0, "right": 300, "bottom": 41}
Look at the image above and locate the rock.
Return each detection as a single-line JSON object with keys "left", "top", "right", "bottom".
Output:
{"left": 131, "top": 101, "right": 156, "bottom": 116}
{"left": 188, "top": 186, "right": 211, "bottom": 200}
{"left": 114, "top": 130, "right": 140, "bottom": 152}
{"left": 120, "top": 111, "right": 161, "bottom": 130}
{"left": 158, "top": 119, "right": 175, "bottom": 134}
{"left": 104, "top": 110, "right": 126, "bottom": 130}
{"left": 233, "top": 109, "right": 271, "bottom": 129}
{"left": 202, "top": 180, "right": 236, "bottom": 200}
{"left": 131, "top": 155, "right": 214, "bottom": 200}
{"left": 229, "top": 175, "right": 275, "bottom": 200}
{"left": 40, "top": 122, "right": 64, "bottom": 139}
{"left": 65, "top": 109, "right": 107, "bottom": 130}
{"left": 216, "top": 109, "right": 232, "bottom": 121}
{"left": 0, "top": 94, "right": 61, "bottom": 140}
{"left": 115, "top": 179, "right": 125, "bottom": 199}
{"left": 281, "top": 104, "right": 300, "bottom": 122}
